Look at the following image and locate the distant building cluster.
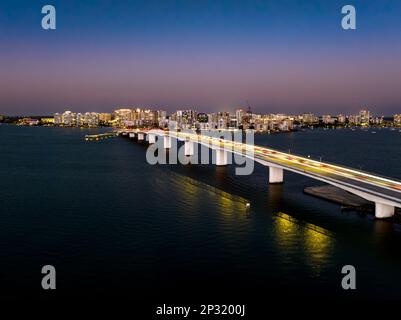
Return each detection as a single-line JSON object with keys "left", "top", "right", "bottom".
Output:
{"left": 167, "top": 108, "right": 401, "bottom": 131}
{"left": 51, "top": 108, "right": 167, "bottom": 128}
{"left": 113, "top": 108, "right": 164, "bottom": 128}
{"left": 3, "top": 106, "right": 401, "bottom": 132}
{"left": 168, "top": 107, "right": 294, "bottom": 132}
{"left": 54, "top": 111, "right": 111, "bottom": 127}
{"left": 163, "top": 108, "right": 391, "bottom": 132}
{"left": 318, "top": 109, "right": 383, "bottom": 126}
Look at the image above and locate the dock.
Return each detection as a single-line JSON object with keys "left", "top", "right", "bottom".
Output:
{"left": 85, "top": 132, "right": 117, "bottom": 141}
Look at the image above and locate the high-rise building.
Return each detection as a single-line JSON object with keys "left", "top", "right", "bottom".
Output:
{"left": 114, "top": 108, "right": 133, "bottom": 120}
{"left": 140, "top": 109, "right": 158, "bottom": 127}
{"left": 62, "top": 111, "right": 77, "bottom": 126}
{"left": 302, "top": 113, "right": 318, "bottom": 124}
{"left": 54, "top": 111, "right": 101, "bottom": 127}
{"left": 54, "top": 113, "right": 62, "bottom": 125}
{"left": 85, "top": 112, "right": 100, "bottom": 127}
{"left": 76, "top": 113, "right": 84, "bottom": 126}
{"left": 157, "top": 110, "right": 167, "bottom": 120}
{"left": 348, "top": 115, "right": 361, "bottom": 125}
{"left": 394, "top": 114, "right": 401, "bottom": 126}
{"left": 113, "top": 108, "right": 160, "bottom": 128}
{"left": 40, "top": 117, "right": 54, "bottom": 125}
{"left": 322, "top": 115, "right": 335, "bottom": 124}
{"left": 235, "top": 109, "right": 244, "bottom": 126}
{"left": 359, "top": 109, "right": 370, "bottom": 126}
{"left": 242, "top": 106, "right": 253, "bottom": 129}
{"left": 197, "top": 113, "right": 208, "bottom": 123}
{"left": 173, "top": 109, "right": 197, "bottom": 129}
{"left": 337, "top": 114, "right": 346, "bottom": 124}
{"left": 157, "top": 110, "right": 167, "bottom": 127}
{"left": 99, "top": 113, "right": 112, "bottom": 122}
{"left": 372, "top": 116, "right": 383, "bottom": 125}
{"left": 217, "top": 112, "right": 230, "bottom": 129}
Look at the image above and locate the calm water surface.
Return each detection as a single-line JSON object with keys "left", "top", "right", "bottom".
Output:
{"left": 1, "top": 125, "right": 401, "bottom": 301}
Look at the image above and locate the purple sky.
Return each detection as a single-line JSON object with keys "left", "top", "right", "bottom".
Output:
{"left": 1, "top": 0, "right": 401, "bottom": 115}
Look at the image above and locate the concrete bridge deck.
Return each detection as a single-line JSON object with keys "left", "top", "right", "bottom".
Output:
{"left": 121, "top": 129, "right": 401, "bottom": 218}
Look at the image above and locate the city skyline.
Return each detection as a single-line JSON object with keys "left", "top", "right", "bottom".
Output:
{"left": 1, "top": 0, "right": 401, "bottom": 115}
{"left": 6, "top": 107, "right": 401, "bottom": 132}
{"left": 0, "top": 105, "right": 396, "bottom": 118}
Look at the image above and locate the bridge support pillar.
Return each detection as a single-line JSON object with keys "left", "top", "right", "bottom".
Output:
{"left": 148, "top": 133, "right": 156, "bottom": 144}
{"left": 375, "top": 202, "right": 394, "bottom": 219}
{"left": 129, "top": 133, "right": 135, "bottom": 139}
{"left": 216, "top": 149, "right": 228, "bottom": 166}
{"left": 269, "top": 166, "right": 283, "bottom": 184}
{"left": 184, "top": 140, "right": 194, "bottom": 156}
{"left": 164, "top": 135, "right": 172, "bottom": 149}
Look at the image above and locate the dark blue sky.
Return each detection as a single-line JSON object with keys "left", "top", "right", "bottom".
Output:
{"left": 1, "top": 0, "right": 401, "bottom": 115}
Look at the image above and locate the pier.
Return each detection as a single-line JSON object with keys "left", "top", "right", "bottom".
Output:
{"left": 85, "top": 132, "right": 117, "bottom": 141}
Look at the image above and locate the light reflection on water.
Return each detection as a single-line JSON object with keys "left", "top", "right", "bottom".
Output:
{"left": 167, "top": 170, "right": 249, "bottom": 216}
{"left": 274, "top": 212, "right": 334, "bottom": 277}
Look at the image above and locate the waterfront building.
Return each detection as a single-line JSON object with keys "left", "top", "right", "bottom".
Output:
{"left": 241, "top": 107, "right": 253, "bottom": 129}
{"left": 54, "top": 113, "right": 62, "bottom": 125}
{"left": 76, "top": 113, "right": 83, "bottom": 126}
{"left": 62, "top": 111, "right": 77, "bottom": 126}
{"left": 278, "top": 119, "right": 293, "bottom": 131}
{"left": 140, "top": 109, "right": 158, "bottom": 127}
{"left": 85, "top": 112, "right": 100, "bottom": 127}
{"left": 54, "top": 110, "right": 102, "bottom": 127}
{"left": 348, "top": 114, "right": 361, "bottom": 125}
{"left": 228, "top": 116, "right": 238, "bottom": 129}
{"left": 172, "top": 109, "right": 197, "bottom": 129}
{"left": 99, "top": 113, "right": 112, "bottom": 122}
{"left": 157, "top": 110, "right": 167, "bottom": 121}
{"left": 40, "top": 117, "right": 54, "bottom": 125}
{"left": 157, "top": 110, "right": 168, "bottom": 128}
{"left": 218, "top": 112, "right": 231, "bottom": 129}
{"left": 17, "top": 118, "right": 39, "bottom": 126}
{"left": 394, "top": 114, "right": 401, "bottom": 126}
{"left": 359, "top": 109, "right": 371, "bottom": 126}
{"left": 372, "top": 116, "right": 383, "bottom": 125}
{"left": 322, "top": 114, "right": 335, "bottom": 124}
{"left": 302, "top": 112, "right": 319, "bottom": 125}
{"left": 248, "top": 113, "right": 295, "bottom": 132}
{"left": 208, "top": 113, "right": 218, "bottom": 129}
{"left": 113, "top": 107, "right": 161, "bottom": 128}
{"left": 235, "top": 109, "right": 245, "bottom": 126}
{"left": 196, "top": 113, "right": 208, "bottom": 123}
{"left": 114, "top": 108, "right": 133, "bottom": 124}
{"left": 337, "top": 114, "right": 346, "bottom": 124}
{"left": 194, "top": 113, "right": 210, "bottom": 130}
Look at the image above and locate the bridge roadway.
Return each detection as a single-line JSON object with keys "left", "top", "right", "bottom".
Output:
{"left": 124, "top": 129, "right": 401, "bottom": 218}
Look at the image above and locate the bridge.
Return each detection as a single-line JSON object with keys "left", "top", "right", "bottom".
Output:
{"left": 118, "top": 128, "right": 401, "bottom": 219}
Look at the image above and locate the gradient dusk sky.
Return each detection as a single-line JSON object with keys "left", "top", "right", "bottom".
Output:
{"left": 1, "top": 0, "right": 401, "bottom": 115}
